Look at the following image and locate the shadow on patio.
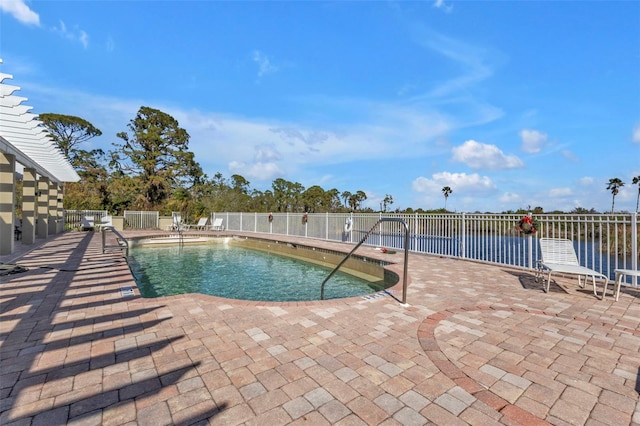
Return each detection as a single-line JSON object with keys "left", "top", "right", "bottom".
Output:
{"left": 0, "top": 232, "right": 226, "bottom": 425}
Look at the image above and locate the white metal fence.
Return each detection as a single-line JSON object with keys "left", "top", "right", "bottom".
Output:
{"left": 212, "top": 212, "right": 639, "bottom": 283}
{"left": 63, "top": 209, "right": 108, "bottom": 230}
{"left": 62, "top": 210, "right": 638, "bottom": 284}
{"left": 65, "top": 210, "right": 160, "bottom": 229}
{"left": 123, "top": 211, "right": 159, "bottom": 229}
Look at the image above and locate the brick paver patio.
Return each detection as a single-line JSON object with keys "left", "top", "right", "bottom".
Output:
{"left": 1, "top": 231, "right": 639, "bottom": 425}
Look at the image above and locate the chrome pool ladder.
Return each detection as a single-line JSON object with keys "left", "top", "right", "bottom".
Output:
{"left": 101, "top": 226, "right": 129, "bottom": 257}
{"left": 320, "top": 218, "right": 409, "bottom": 304}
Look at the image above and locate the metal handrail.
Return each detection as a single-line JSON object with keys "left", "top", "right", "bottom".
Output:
{"left": 101, "top": 226, "right": 129, "bottom": 257}
{"left": 321, "top": 218, "right": 410, "bottom": 304}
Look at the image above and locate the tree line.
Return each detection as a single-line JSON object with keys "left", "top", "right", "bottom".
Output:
{"left": 35, "top": 107, "right": 640, "bottom": 219}
{"left": 37, "top": 107, "right": 395, "bottom": 221}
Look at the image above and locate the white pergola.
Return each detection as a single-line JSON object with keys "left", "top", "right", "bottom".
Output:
{"left": 0, "top": 71, "right": 79, "bottom": 184}
{"left": 0, "top": 59, "right": 80, "bottom": 255}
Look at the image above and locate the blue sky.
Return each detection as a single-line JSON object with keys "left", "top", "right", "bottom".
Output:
{"left": 2, "top": 0, "right": 639, "bottom": 213}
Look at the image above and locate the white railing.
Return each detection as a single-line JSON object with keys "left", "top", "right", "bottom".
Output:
{"left": 61, "top": 210, "right": 638, "bottom": 285}
{"left": 124, "top": 211, "right": 159, "bottom": 229}
{"left": 212, "top": 212, "right": 639, "bottom": 283}
{"left": 63, "top": 209, "right": 108, "bottom": 230}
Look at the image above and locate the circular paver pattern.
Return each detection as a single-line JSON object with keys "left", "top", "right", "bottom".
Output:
{"left": 418, "top": 305, "right": 640, "bottom": 426}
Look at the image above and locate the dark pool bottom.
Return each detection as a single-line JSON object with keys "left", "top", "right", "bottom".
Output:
{"left": 128, "top": 240, "right": 392, "bottom": 302}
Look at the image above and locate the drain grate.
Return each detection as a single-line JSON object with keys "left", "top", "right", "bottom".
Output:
{"left": 120, "top": 286, "right": 135, "bottom": 297}
{"left": 361, "top": 290, "right": 392, "bottom": 300}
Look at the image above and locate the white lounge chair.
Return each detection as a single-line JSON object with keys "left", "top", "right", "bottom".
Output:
{"left": 536, "top": 238, "right": 608, "bottom": 298}
{"left": 184, "top": 217, "right": 209, "bottom": 231}
{"left": 170, "top": 212, "right": 182, "bottom": 231}
{"left": 81, "top": 215, "right": 95, "bottom": 231}
{"left": 96, "top": 215, "right": 113, "bottom": 231}
{"left": 211, "top": 218, "right": 224, "bottom": 231}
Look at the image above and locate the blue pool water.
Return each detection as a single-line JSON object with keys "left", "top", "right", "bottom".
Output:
{"left": 128, "top": 243, "right": 386, "bottom": 301}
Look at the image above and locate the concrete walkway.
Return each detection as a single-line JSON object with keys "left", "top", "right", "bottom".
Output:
{"left": 1, "top": 231, "right": 638, "bottom": 425}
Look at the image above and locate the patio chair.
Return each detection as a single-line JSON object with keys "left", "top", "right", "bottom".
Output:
{"left": 184, "top": 217, "right": 209, "bottom": 231}
{"left": 536, "top": 238, "right": 608, "bottom": 298}
{"left": 81, "top": 215, "right": 95, "bottom": 231}
{"left": 96, "top": 215, "right": 113, "bottom": 231}
{"left": 171, "top": 212, "right": 182, "bottom": 231}
{"left": 211, "top": 218, "right": 224, "bottom": 231}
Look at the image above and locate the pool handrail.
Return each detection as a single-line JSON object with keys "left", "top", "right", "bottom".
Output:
{"left": 320, "top": 218, "right": 409, "bottom": 304}
{"left": 101, "top": 226, "right": 129, "bottom": 257}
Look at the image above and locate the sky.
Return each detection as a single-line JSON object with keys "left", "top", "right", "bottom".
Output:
{"left": 1, "top": 0, "right": 639, "bottom": 213}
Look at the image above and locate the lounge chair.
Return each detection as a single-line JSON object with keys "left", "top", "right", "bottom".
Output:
{"left": 184, "top": 217, "right": 209, "bottom": 231}
{"left": 536, "top": 238, "right": 608, "bottom": 297}
{"left": 211, "top": 218, "right": 224, "bottom": 231}
{"left": 96, "top": 215, "right": 113, "bottom": 231}
{"left": 170, "top": 212, "right": 182, "bottom": 231}
{"left": 81, "top": 215, "right": 95, "bottom": 231}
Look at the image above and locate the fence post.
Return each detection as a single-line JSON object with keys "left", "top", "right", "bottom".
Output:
{"left": 460, "top": 213, "right": 466, "bottom": 259}
{"left": 349, "top": 212, "right": 354, "bottom": 243}
{"left": 527, "top": 212, "right": 534, "bottom": 270}
{"left": 632, "top": 212, "right": 638, "bottom": 286}
{"left": 326, "top": 212, "right": 329, "bottom": 241}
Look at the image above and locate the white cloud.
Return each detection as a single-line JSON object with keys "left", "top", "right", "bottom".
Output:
{"left": 168, "top": 97, "right": 462, "bottom": 183}
{"left": 412, "top": 171, "right": 496, "bottom": 194}
{"left": 0, "top": 0, "right": 39, "bottom": 25}
{"left": 412, "top": 171, "right": 496, "bottom": 211}
{"left": 409, "top": 26, "right": 496, "bottom": 99}
{"left": 561, "top": 149, "right": 579, "bottom": 162}
{"left": 499, "top": 192, "right": 521, "bottom": 203}
{"left": 252, "top": 50, "right": 278, "bottom": 78}
{"left": 432, "top": 0, "right": 452, "bottom": 13}
{"left": 52, "top": 20, "right": 89, "bottom": 48}
{"left": 106, "top": 36, "right": 115, "bottom": 52}
{"left": 79, "top": 30, "right": 89, "bottom": 49}
{"left": 578, "top": 177, "right": 594, "bottom": 186}
{"left": 548, "top": 187, "right": 573, "bottom": 197}
{"left": 452, "top": 140, "right": 523, "bottom": 170}
{"left": 519, "top": 129, "right": 547, "bottom": 153}
{"left": 23, "top": 80, "right": 469, "bottom": 189}
{"left": 229, "top": 160, "right": 284, "bottom": 181}
{"left": 633, "top": 123, "right": 640, "bottom": 143}
{"left": 270, "top": 127, "right": 329, "bottom": 146}
{"left": 254, "top": 144, "right": 282, "bottom": 163}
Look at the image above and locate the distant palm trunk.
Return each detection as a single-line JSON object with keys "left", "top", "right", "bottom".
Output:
{"left": 633, "top": 176, "right": 640, "bottom": 213}
{"left": 607, "top": 178, "right": 624, "bottom": 213}
{"left": 442, "top": 186, "right": 452, "bottom": 211}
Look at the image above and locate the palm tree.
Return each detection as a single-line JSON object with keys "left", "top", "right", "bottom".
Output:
{"left": 442, "top": 186, "right": 452, "bottom": 210}
{"left": 341, "top": 191, "right": 352, "bottom": 210}
{"left": 633, "top": 175, "right": 640, "bottom": 213}
{"left": 606, "top": 178, "right": 624, "bottom": 213}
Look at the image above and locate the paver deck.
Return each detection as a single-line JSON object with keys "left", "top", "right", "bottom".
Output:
{"left": 1, "top": 231, "right": 639, "bottom": 425}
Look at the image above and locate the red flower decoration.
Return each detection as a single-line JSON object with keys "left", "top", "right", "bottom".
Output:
{"left": 517, "top": 216, "right": 538, "bottom": 235}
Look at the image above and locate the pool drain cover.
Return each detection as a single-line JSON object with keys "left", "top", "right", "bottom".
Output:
{"left": 362, "top": 291, "right": 392, "bottom": 300}
{"left": 120, "top": 286, "right": 135, "bottom": 297}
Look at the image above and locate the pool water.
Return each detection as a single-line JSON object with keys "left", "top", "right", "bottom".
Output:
{"left": 128, "top": 243, "right": 386, "bottom": 301}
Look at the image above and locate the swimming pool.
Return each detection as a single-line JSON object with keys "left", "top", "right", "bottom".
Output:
{"left": 128, "top": 238, "right": 394, "bottom": 301}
